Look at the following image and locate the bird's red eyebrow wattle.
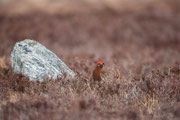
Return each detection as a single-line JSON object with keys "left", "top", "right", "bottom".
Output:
{"left": 98, "top": 61, "right": 104, "bottom": 64}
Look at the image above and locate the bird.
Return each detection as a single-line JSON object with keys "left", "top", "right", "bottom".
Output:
{"left": 92, "top": 61, "right": 105, "bottom": 82}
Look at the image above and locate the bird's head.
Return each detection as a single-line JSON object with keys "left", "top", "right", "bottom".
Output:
{"left": 97, "top": 61, "right": 105, "bottom": 68}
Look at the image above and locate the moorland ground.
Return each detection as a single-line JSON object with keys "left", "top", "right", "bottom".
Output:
{"left": 0, "top": 0, "right": 180, "bottom": 119}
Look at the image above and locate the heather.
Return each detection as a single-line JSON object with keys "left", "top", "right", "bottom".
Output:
{"left": 0, "top": 0, "right": 180, "bottom": 119}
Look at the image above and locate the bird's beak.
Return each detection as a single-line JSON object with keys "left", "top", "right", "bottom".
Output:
{"left": 102, "top": 63, "right": 105, "bottom": 67}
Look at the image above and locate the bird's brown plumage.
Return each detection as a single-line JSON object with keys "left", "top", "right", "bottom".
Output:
{"left": 92, "top": 61, "right": 105, "bottom": 82}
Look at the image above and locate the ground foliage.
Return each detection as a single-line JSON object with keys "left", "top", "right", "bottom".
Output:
{"left": 0, "top": 0, "right": 180, "bottom": 119}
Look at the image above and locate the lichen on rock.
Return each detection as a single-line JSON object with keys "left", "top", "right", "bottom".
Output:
{"left": 11, "top": 39, "right": 75, "bottom": 82}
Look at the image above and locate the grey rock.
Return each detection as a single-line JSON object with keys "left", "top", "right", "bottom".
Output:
{"left": 11, "top": 39, "right": 75, "bottom": 82}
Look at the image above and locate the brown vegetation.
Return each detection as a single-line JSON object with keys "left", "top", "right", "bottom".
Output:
{"left": 0, "top": 0, "right": 180, "bottom": 119}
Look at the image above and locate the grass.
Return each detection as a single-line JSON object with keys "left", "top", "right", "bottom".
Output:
{"left": 0, "top": 0, "right": 180, "bottom": 119}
